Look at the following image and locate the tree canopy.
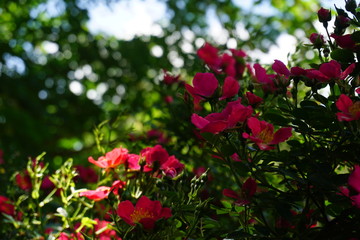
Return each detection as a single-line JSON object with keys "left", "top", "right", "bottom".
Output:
{"left": 0, "top": 0, "right": 320, "bottom": 167}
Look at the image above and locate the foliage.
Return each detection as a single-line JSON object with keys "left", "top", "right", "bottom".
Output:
{"left": 2, "top": 0, "right": 360, "bottom": 239}
{"left": 0, "top": 0, "right": 319, "bottom": 168}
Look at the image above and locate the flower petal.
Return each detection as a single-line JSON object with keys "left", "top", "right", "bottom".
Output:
{"left": 219, "top": 76, "right": 240, "bottom": 100}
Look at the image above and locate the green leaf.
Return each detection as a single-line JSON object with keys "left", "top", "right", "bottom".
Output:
{"left": 351, "top": 31, "right": 360, "bottom": 43}
{"left": 313, "top": 93, "right": 328, "bottom": 105}
{"left": 221, "top": 200, "right": 232, "bottom": 209}
{"left": 330, "top": 49, "right": 355, "bottom": 63}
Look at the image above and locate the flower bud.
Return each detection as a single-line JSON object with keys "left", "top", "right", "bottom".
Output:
{"left": 309, "top": 33, "right": 325, "bottom": 48}
{"left": 318, "top": 8, "right": 331, "bottom": 24}
{"left": 345, "top": 0, "right": 357, "bottom": 14}
{"left": 334, "top": 15, "right": 350, "bottom": 35}
{"left": 323, "top": 47, "right": 330, "bottom": 58}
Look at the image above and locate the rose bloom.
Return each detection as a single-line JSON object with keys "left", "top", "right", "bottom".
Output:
{"left": 88, "top": 147, "right": 129, "bottom": 169}
{"left": 117, "top": 196, "right": 172, "bottom": 229}
{"left": 336, "top": 94, "right": 360, "bottom": 121}
{"left": 243, "top": 117, "right": 292, "bottom": 150}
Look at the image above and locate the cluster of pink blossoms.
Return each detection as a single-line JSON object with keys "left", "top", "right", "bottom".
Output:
{"left": 188, "top": 41, "right": 359, "bottom": 151}
{"left": 81, "top": 145, "right": 184, "bottom": 203}
{"left": 79, "top": 145, "right": 178, "bottom": 230}
{"left": 88, "top": 145, "right": 184, "bottom": 178}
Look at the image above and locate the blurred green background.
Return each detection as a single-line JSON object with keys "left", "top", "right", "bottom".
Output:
{"left": 0, "top": 0, "right": 333, "bottom": 168}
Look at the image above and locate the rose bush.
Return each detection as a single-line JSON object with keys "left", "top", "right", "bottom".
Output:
{"left": 0, "top": 1, "right": 360, "bottom": 239}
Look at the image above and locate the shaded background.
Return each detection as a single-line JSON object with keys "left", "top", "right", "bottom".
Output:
{"left": 0, "top": 0, "right": 341, "bottom": 168}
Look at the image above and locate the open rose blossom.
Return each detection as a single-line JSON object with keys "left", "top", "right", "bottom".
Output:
{"left": 88, "top": 147, "right": 129, "bottom": 169}
{"left": 243, "top": 117, "right": 292, "bottom": 150}
{"left": 185, "top": 72, "right": 218, "bottom": 104}
{"left": 336, "top": 94, "right": 360, "bottom": 121}
{"left": 191, "top": 99, "right": 253, "bottom": 134}
{"left": 117, "top": 196, "right": 172, "bottom": 229}
{"left": 306, "top": 60, "right": 355, "bottom": 83}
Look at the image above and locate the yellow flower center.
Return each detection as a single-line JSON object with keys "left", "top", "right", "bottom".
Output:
{"left": 130, "top": 208, "right": 155, "bottom": 223}
{"left": 349, "top": 101, "right": 360, "bottom": 117}
{"left": 258, "top": 127, "right": 274, "bottom": 144}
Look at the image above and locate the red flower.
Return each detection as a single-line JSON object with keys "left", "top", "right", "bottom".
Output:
{"left": 88, "top": 147, "right": 129, "bottom": 169}
{"left": 91, "top": 218, "right": 122, "bottom": 240}
{"left": 191, "top": 99, "right": 253, "bottom": 134}
{"left": 306, "top": 60, "right": 355, "bottom": 82}
{"left": 253, "top": 64, "right": 277, "bottom": 92}
{"left": 290, "top": 66, "right": 307, "bottom": 76}
{"left": 162, "top": 70, "right": 180, "bottom": 85}
{"left": 79, "top": 186, "right": 111, "bottom": 201}
{"left": 58, "top": 232, "right": 84, "bottom": 240}
{"left": 309, "top": 33, "right": 325, "bottom": 48}
{"left": 15, "top": 171, "right": 32, "bottom": 190}
{"left": 331, "top": 34, "right": 357, "bottom": 49}
{"left": 164, "top": 95, "right": 174, "bottom": 104}
{"left": 219, "top": 76, "right": 240, "bottom": 100}
{"left": 138, "top": 145, "right": 184, "bottom": 178}
{"left": 220, "top": 53, "right": 237, "bottom": 77}
{"left": 185, "top": 72, "right": 218, "bottom": 102}
{"left": 160, "top": 155, "right": 185, "bottom": 178}
{"left": 141, "top": 145, "right": 169, "bottom": 172}
{"left": 0, "top": 195, "right": 15, "bottom": 216}
{"left": 117, "top": 196, "right": 172, "bottom": 229}
{"left": 197, "top": 43, "right": 221, "bottom": 71}
{"left": 223, "top": 177, "right": 257, "bottom": 205}
{"left": 41, "top": 176, "right": 55, "bottom": 190}
{"left": 340, "top": 165, "right": 360, "bottom": 208}
{"left": 126, "top": 154, "right": 141, "bottom": 171}
{"left": 111, "top": 180, "right": 127, "bottom": 196}
{"left": 272, "top": 60, "right": 290, "bottom": 77}
{"left": 230, "top": 153, "right": 241, "bottom": 162}
{"left": 317, "top": 7, "right": 331, "bottom": 23}
{"left": 336, "top": 94, "right": 360, "bottom": 121}
{"left": 242, "top": 117, "right": 292, "bottom": 150}
{"left": 245, "top": 92, "right": 263, "bottom": 107}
